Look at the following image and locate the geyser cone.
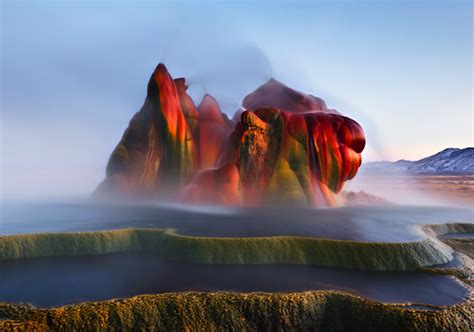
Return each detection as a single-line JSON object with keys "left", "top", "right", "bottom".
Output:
{"left": 96, "top": 63, "right": 366, "bottom": 207}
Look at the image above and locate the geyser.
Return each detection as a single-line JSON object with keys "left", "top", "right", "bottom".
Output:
{"left": 96, "top": 64, "right": 365, "bottom": 206}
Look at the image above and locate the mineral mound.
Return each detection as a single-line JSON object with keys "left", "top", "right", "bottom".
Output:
{"left": 96, "top": 64, "right": 365, "bottom": 206}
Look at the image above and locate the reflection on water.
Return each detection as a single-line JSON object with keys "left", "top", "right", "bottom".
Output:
{"left": 1, "top": 201, "right": 473, "bottom": 242}
{"left": 0, "top": 253, "right": 469, "bottom": 308}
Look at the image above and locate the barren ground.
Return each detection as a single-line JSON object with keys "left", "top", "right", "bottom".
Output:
{"left": 347, "top": 175, "right": 474, "bottom": 207}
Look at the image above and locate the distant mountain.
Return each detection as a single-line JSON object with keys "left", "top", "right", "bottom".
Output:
{"left": 362, "top": 148, "right": 474, "bottom": 175}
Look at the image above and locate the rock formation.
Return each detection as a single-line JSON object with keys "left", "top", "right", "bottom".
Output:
{"left": 96, "top": 63, "right": 365, "bottom": 206}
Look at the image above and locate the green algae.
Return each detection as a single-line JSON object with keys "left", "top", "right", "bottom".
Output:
{"left": 0, "top": 228, "right": 452, "bottom": 271}
{"left": 0, "top": 223, "right": 472, "bottom": 330}
{"left": 0, "top": 291, "right": 472, "bottom": 331}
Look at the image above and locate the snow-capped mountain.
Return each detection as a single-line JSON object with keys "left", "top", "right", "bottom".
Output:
{"left": 362, "top": 148, "right": 474, "bottom": 174}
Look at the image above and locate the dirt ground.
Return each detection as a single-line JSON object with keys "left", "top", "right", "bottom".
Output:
{"left": 346, "top": 175, "right": 474, "bottom": 207}
{"left": 410, "top": 175, "right": 474, "bottom": 204}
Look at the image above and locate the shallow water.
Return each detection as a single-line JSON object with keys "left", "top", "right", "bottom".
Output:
{"left": 0, "top": 252, "right": 469, "bottom": 308}
{"left": 1, "top": 201, "right": 473, "bottom": 242}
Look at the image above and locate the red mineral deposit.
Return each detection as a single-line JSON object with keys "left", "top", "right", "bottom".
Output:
{"left": 97, "top": 64, "right": 365, "bottom": 207}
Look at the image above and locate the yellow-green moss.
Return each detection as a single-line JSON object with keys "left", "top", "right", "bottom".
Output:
{"left": 0, "top": 291, "right": 472, "bottom": 331}
{"left": 0, "top": 228, "right": 453, "bottom": 271}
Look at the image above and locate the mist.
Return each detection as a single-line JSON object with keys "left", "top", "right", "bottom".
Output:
{"left": 1, "top": 1, "right": 472, "bottom": 200}
{"left": 1, "top": 3, "right": 275, "bottom": 199}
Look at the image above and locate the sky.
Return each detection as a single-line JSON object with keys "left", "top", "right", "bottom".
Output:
{"left": 1, "top": 0, "right": 472, "bottom": 198}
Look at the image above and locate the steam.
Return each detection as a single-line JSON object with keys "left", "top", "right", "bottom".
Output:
{"left": 169, "top": 42, "right": 274, "bottom": 116}
{"left": 184, "top": 43, "right": 274, "bottom": 115}
{"left": 1, "top": 4, "right": 275, "bottom": 199}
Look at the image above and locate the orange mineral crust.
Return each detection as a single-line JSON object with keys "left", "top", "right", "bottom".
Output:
{"left": 96, "top": 63, "right": 365, "bottom": 207}
{"left": 196, "top": 94, "right": 234, "bottom": 169}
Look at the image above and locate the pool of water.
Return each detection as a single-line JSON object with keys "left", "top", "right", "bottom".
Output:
{"left": 1, "top": 201, "right": 473, "bottom": 242}
{"left": 0, "top": 253, "right": 470, "bottom": 308}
